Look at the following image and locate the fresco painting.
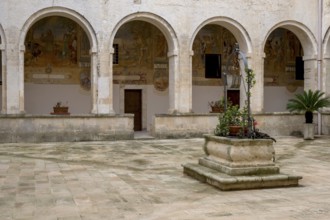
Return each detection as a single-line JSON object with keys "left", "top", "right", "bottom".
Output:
{"left": 24, "top": 16, "right": 90, "bottom": 86}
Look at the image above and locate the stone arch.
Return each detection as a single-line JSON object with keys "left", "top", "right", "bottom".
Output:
{"left": 109, "top": 12, "right": 179, "bottom": 55}
{"left": 18, "top": 6, "right": 98, "bottom": 114}
{"left": 262, "top": 20, "right": 317, "bottom": 60}
{"left": 189, "top": 17, "right": 253, "bottom": 112}
{"left": 19, "top": 6, "right": 97, "bottom": 52}
{"left": 323, "top": 27, "right": 330, "bottom": 56}
{"left": 322, "top": 26, "right": 330, "bottom": 97}
{"left": 262, "top": 21, "right": 317, "bottom": 112}
{"left": 0, "top": 23, "right": 6, "bottom": 45}
{"left": 190, "top": 16, "right": 253, "bottom": 55}
{"left": 109, "top": 12, "right": 181, "bottom": 117}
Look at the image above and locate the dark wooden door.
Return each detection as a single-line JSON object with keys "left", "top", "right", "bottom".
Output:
{"left": 125, "top": 90, "right": 142, "bottom": 131}
{"left": 227, "top": 90, "right": 240, "bottom": 107}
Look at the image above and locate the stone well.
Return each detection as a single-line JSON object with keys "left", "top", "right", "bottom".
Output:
{"left": 182, "top": 134, "right": 302, "bottom": 191}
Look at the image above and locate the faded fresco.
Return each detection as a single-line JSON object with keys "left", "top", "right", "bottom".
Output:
{"left": 23, "top": 20, "right": 302, "bottom": 91}
{"left": 24, "top": 19, "right": 170, "bottom": 91}
{"left": 192, "top": 25, "right": 238, "bottom": 86}
{"left": 24, "top": 16, "right": 91, "bottom": 89}
{"left": 113, "top": 21, "right": 169, "bottom": 91}
{"left": 264, "top": 28, "right": 304, "bottom": 89}
{"left": 192, "top": 26, "right": 304, "bottom": 89}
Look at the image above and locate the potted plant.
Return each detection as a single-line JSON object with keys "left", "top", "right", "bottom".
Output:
{"left": 286, "top": 89, "right": 330, "bottom": 139}
{"left": 52, "top": 102, "right": 70, "bottom": 115}
{"left": 208, "top": 98, "right": 225, "bottom": 113}
{"left": 214, "top": 104, "right": 248, "bottom": 137}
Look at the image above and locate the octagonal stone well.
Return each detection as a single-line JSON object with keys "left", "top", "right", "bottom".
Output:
{"left": 183, "top": 135, "right": 302, "bottom": 191}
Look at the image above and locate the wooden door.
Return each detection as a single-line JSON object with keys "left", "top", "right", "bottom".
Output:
{"left": 125, "top": 90, "right": 142, "bottom": 131}
{"left": 227, "top": 90, "right": 240, "bottom": 107}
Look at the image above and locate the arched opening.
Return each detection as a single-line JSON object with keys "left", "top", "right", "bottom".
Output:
{"left": 24, "top": 16, "right": 92, "bottom": 114}
{"left": 263, "top": 28, "right": 304, "bottom": 112}
{"left": 191, "top": 24, "right": 239, "bottom": 113}
{"left": 113, "top": 20, "right": 169, "bottom": 131}
{"left": 190, "top": 18, "right": 251, "bottom": 113}
{"left": 322, "top": 27, "right": 330, "bottom": 99}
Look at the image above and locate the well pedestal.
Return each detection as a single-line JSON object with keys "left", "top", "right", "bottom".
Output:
{"left": 182, "top": 135, "right": 302, "bottom": 190}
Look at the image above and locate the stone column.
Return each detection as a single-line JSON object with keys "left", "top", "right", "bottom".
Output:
{"left": 323, "top": 54, "right": 330, "bottom": 112}
{"left": 90, "top": 49, "right": 98, "bottom": 114}
{"left": 238, "top": 52, "right": 264, "bottom": 113}
{"left": 96, "top": 49, "right": 115, "bottom": 114}
{"left": 4, "top": 43, "right": 23, "bottom": 114}
{"left": 0, "top": 43, "right": 6, "bottom": 114}
{"left": 303, "top": 55, "right": 318, "bottom": 91}
{"left": 167, "top": 49, "right": 179, "bottom": 113}
{"left": 179, "top": 49, "right": 193, "bottom": 113}
{"left": 250, "top": 53, "right": 265, "bottom": 113}
{"left": 18, "top": 45, "right": 25, "bottom": 113}
{"left": 168, "top": 48, "right": 192, "bottom": 114}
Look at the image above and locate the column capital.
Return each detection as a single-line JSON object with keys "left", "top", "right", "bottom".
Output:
{"left": 303, "top": 55, "right": 318, "bottom": 61}
{"left": 90, "top": 47, "right": 98, "bottom": 55}
{"left": 19, "top": 45, "right": 25, "bottom": 52}
{"left": 189, "top": 50, "right": 194, "bottom": 56}
{"left": 167, "top": 50, "right": 178, "bottom": 58}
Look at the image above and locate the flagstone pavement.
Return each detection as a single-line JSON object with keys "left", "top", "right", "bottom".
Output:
{"left": 0, "top": 136, "right": 330, "bottom": 220}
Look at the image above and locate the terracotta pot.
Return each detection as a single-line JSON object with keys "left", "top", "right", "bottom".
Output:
{"left": 210, "top": 106, "right": 224, "bottom": 113}
{"left": 53, "top": 107, "right": 69, "bottom": 114}
{"left": 229, "top": 125, "right": 246, "bottom": 136}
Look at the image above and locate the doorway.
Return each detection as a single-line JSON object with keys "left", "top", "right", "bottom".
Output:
{"left": 227, "top": 90, "right": 240, "bottom": 107}
{"left": 125, "top": 89, "right": 142, "bottom": 131}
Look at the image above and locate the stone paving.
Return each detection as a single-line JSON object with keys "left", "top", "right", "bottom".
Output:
{"left": 0, "top": 136, "right": 330, "bottom": 219}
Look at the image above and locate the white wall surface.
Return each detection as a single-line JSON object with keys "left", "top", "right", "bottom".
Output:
{"left": 113, "top": 84, "right": 169, "bottom": 131}
{"left": 146, "top": 86, "right": 169, "bottom": 129}
{"left": 24, "top": 83, "right": 91, "bottom": 114}
{"left": 264, "top": 86, "right": 304, "bottom": 112}
{"left": 23, "top": 83, "right": 305, "bottom": 122}
{"left": 192, "top": 85, "right": 224, "bottom": 113}
{"left": 192, "top": 85, "right": 304, "bottom": 113}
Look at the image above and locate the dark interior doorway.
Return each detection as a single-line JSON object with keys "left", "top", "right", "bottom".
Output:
{"left": 125, "top": 89, "right": 142, "bottom": 131}
{"left": 227, "top": 90, "right": 240, "bottom": 107}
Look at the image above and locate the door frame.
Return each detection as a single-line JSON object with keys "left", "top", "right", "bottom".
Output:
{"left": 124, "top": 89, "right": 142, "bottom": 131}
{"left": 119, "top": 85, "right": 147, "bottom": 130}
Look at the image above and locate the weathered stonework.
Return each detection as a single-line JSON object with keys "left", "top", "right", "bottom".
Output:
{"left": 152, "top": 114, "right": 218, "bottom": 138}
{"left": 202, "top": 135, "right": 277, "bottom": 175}
{"left": 0, "top": 114, "right": 134, "bottom": 143}
{"left": 183, "top": 135, "right": 302, "bottom": 190}
{"left": 0, "top": 1, "right": 329, "bottom": 141}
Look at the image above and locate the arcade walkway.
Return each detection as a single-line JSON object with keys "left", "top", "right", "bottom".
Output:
{"left": 0, "top": 136, "right": 330, "bottom": 219}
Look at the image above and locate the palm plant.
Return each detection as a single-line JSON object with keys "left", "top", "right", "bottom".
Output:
{"left": 286, "top": 90, "right": 330, "bottom": 123}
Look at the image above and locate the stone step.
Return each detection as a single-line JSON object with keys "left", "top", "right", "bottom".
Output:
{"left": 182, "top": 163, "right": 302, "bottom": 191}
{"left": 199, "top": 157, "right": 280, "bottom": 176}
{"left": 134, "top": 131, "right": 155, "bottom": 140}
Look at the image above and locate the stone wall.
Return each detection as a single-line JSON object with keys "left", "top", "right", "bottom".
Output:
{"left": 0, "top": 114, "right": 134, "bottom": 143}
{"left": 152, "top": 114, "right": 218, "bottom": 138}
{"left": 152, "top": 113, "right": 324, "bottom": 138}
{"left": 1, "top": 0, "right": 330, "bottom": 140}
{"left": 322, "top": 113, "right": 330, "bottom": 135}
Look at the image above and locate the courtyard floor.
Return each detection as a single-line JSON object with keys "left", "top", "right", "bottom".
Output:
{"left": 0, "top": 136, "right": 330, "bottom": 220}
